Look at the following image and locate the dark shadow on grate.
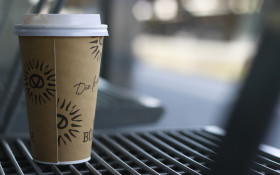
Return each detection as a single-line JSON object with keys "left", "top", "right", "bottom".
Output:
{"left": 1, "top": 128, "right": 280, "bottom": 174}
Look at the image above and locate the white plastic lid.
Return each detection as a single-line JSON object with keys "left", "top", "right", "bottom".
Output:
{"left": 14, "top": 14, "right": 108, "bottom": 36}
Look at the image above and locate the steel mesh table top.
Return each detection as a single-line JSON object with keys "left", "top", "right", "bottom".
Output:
{"left": 1, "top": 128, "right": 280, "bottom": 175}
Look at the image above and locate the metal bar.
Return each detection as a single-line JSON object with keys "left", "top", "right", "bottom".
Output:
{"left": 255, "top": 155, "right": 280, "bottom": 169}
{"left": 258, "top": 149, "right": 280, "bottom": 163}
{"left": 154, "top": 132, "right": 213, "bottom": 163}
{"left": 51, "top": 165, "right": 63, "bottom": 175}
{"left": 101, "top": 135, "right": 159, "bottom": 175}
{"left": 193, "top": 131, "right": 222, "bottom": 144}
{"left": 250, "top": 169, "right": 263, "bottom": 175}
{"left": 252, "top": 162, "right": 280, "bottom": 174}
{"left": 130, "top": 133, "right": 201, "bottom": 175}
{"left": 0, "top": 139, "right": 5, "bottom": 175}
{"left": 49, "top": 0, "right": 66, "bottom": 14}
{"left": 0, "top": 164, "right": 5, "bottom": 175}
{"left": 116, "top": 134, "right": 180, "bottom": 175}
{"left": 169, "top": 131, "right": 216, "bottom": 155}
{"left": 180, "top": 131, "right": 219, "bottom": 150}
{"left": 32, "top": 0, "right": 47, "bottom": 13}
{"left": 69, "top": 165, "right": 82, "bottom": 175}
{"left": 93, "top": 138, "right": 140, "bottom": 175}
{"left": 1, "top": 140, "right": 24, "bottom": 175}
{"left": 143, "top": 132, "right": 210, "bottom": 174}
{"left": 91, "top": 149, "right": 121, "bottom": 175}
{"left": 16, "top": 139, "right": 43, "bottom": 175}
{"left": 85, "top": 162, "right": 102, "bottom": 175}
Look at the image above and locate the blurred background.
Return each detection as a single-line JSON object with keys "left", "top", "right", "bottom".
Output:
{"left": 1, "top": 0, "right": 279, "bottom": 148}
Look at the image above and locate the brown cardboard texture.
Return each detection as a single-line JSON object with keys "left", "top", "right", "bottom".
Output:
{"left": 19, "top": 36, "right": 104, "bottom": 164}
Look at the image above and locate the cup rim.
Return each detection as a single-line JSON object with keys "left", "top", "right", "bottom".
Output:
{"left": 14, "top": 14, "right": 109, "bottom": 36}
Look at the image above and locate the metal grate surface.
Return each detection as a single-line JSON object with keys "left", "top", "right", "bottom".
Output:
{"left": 1, "top": 128, "right": 280, "bottom": 175}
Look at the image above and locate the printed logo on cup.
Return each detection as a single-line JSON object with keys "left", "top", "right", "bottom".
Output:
{"left": 57, "top": 98, "right": 82, "bottom": 146}
{"left": 89, "top": 36, "right": 104, "bottom": 62}
{"left": 23, "top": 59, "right": 56, "bottom": 104}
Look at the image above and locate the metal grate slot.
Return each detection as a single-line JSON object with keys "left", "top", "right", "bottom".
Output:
{"left": 93, "top": 137, "right": 139, "bottom": 175}
{"left": 0, "top": 164, "right": 5, "bottom": 175}
{"left": 258, "top": 149, "right": 280, "bottom": 164}
{"left": 250, "top": 169, "right": 264, "bottom": 175}
{"left": 151, "top": 132, "right": 213, "bottom": 164}
{"left": 116, "top": 134, "right": 179, "bottom": 174}
{"left": 128, "top": 133, "right": 203, "bottom": 175}
{"left": 71, "top": 163, "right": 94, "bottom": 175}
{"left": 16, "top": 139, "right": 43, "bottom": 175}
{"left": 1, "top": 128, "right": 280, "bottom": 174}
{"left": 69, "top": 165, "right": 82, "bottom": 175}
{"left": 54, "top": 165, "right": 73, "bottom": 175}
{"left": 255, "top": 155, "right": 280, "bottom": 171}
{"left": 85, "top": 161, "right": 101, "bottom": 175}
{"left": 252, "top": 162, "right": 280, "bottom": 174}
{"left": 1, "top": 140, "right": 24, "bottom": 175}
{"left": 17, "top": 139, "right": 54, "bottom": 175}
{"left": 101, "top": 135, "right": 159, "bottom": 175}
{"left": 202, "top": 130, "right": 280, "bottom": 175}
{"left": 140, "top": 132, "right": 209, "bottom": 173}
{"left": 179, "top": 131, "right": 219, "bottom": 151}
{"left": 91, "top": 149, "right": 121, "bottom": 175}
{"left": 51, "top": 165, "right": 63, "bottom": 175}
{"left": 166, "top": 131, "right": 216, "bottom": 157}
{"left": 193, "top": 131, "right": 222, "bottom": 144}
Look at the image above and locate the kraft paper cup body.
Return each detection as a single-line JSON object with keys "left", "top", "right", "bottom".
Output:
{"left": 15, "top": 14, "right": 108, "bottom": 164}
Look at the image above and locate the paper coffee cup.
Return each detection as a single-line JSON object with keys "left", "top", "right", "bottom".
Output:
{"left": 15, "top": 14, "right": 108, "bottom": 164}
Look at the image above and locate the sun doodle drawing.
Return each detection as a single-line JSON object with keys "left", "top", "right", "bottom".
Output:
{"left": 23, "top": 59, "right": 55, "bottom": 105}
{"left": 89, "top": 36, "right": 103, "bottom": 62}
{"left": 57, "top": 98, "right": 82, "bottom": 146}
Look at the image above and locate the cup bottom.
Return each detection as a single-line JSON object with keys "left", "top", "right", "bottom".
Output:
{"left": 33, "top": 157, "right": 91, "bottom": 165}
